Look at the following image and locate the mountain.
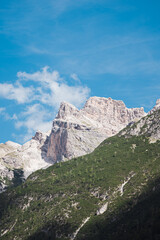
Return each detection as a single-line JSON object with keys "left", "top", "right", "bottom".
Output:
{"left": 120, "top": 99, "right": 160, "bottom": 142}
{"left": 0, "top": 103, "right": 160, "bottom": 240}
{"left": 0, "top": 97, "right": 146, "bottom": 192}
{"left": 0, "top": 130, "right": 52, "bottom": 192}
{"left": 0, "top": 141, "right": 22, "bottom": 192}
{"left": 47, "top": 97, "right": 146, "bottom": 162}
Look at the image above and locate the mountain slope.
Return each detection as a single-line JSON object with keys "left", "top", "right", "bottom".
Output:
{"left": 76, "top": 178, "right": 160, "bottom": 240}
{"left": 0, "top": 96, "right": 146, "bottom": 192}
{"left": 0, "top": 108, "right": 160, "bottom": 240}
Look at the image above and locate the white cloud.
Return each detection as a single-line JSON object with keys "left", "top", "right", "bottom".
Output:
{"left": 15, "top": 104, "right": 53, "bottom": 141}
{"left": 1, "top": 66, "right": 90, "bottom": 142}
{"left": 70, "top": 73, "right": 80, "bottom": 83}
{"left": 0, "top": 107, "right": 17, "bottom": 120}
{"left": 4, "top": 113, "right": 18, "bottom": 121}
{"left": 17, "top": 66, "right": 90, "bottom": 108}
{"left": 0, "top": 82, "right": 34, "bottom": 104}
{"left": 0, "top": 107, "right": 5, "bottom": 114}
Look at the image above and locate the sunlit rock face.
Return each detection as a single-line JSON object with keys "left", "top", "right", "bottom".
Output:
{"left": 47, "top": 97, "right": 146, "bottom": 162}
{"left": 0, "top": 130, "right": 52, "bottom": 192}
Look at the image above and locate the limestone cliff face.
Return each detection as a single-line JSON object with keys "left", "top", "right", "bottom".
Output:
{"left": 47, "top": 97, "right": 146, "bottom": 162}
{"left": 47, "top": 119, "right": 106, "bottom": 162}
{"left": 82, "top": 97, "right": 146, "bottom": 135}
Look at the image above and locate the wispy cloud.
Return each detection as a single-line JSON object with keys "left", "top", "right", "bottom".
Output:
{"left": 70, "top": 73, "right": 80, "bottom": 83}
{"left": 1, "top": 0, "right": 160, "bottom": 79}
{"left": 0, "top": 107, "right": 5, "bottom": 114}
{"left": 26, "top": 45, "right": 49, "bottom": 55}
{"left": 15, "top": 104, "right": 53, "bottom": 140}
{"left": 0, "top": 82, "right": 34, "bottom": 104}
{"left": 0, "top": 107, "right": 17, "bottom": 120}
{"left": 0, "top": 0, "right": 100, "bottom": 36}
{"left": 61, "top": 34, "right": 160, "bottom": 77}
{"left": 17, "top": 66, "right": 90, "bottom": 108}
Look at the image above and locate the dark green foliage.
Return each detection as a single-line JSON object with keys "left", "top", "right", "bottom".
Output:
{"left": 77, "top": 178, "right": 160, "bottom": 240}
{"left": 0, "top": 135, "right": 160, "bottom": 239}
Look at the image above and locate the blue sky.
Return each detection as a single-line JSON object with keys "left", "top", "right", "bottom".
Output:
{"left": 0, "top": 0, "right": 160, "bottom": 143}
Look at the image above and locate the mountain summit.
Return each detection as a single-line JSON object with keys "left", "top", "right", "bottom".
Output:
{"left": 0, "top": 96, "right": 152, "bottom": 192}
{"left": 47, "top": 97, "right": 146, "bottom": 162}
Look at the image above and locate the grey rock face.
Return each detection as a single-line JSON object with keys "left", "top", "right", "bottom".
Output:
{"left": 148, "top": 99, "right": 160, "bottom": 114}
{"left": 0, "top": 130, "right": 52, "bottom": 192}
{"left": 47, "top": 119, "right": 106, "bottom": 162}
{"left": 0, "top": 142, "right": 19, "bottom": 192}
{"left": 120, "top": 100, "right": 160, "bottom": 142}
{"left": 47, "top": 97, "right": 146, "bottom": 162}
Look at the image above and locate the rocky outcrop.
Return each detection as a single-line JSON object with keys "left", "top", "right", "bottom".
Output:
{"left": 148, "top": 99, "right": 160, "bottom": 114}
{"left": 47, "top": 97, "right": 146, "bottom": 162}
{"left": 17, "top": 130, "right": 52, "bottom": 177}
{"left": 0, "top": 130, "right": 52, "bottom": 192}
{"left": 119, "top": 99, "right": 160, "bottom": 142}
{"left": 0, "top": 141, "right": 21, "bottom": 158}
{"left": 47, "top": 119, "right": 106, "bottom": 162}
{"left": 0, "top": 142, "right": 21, "bottom": 192}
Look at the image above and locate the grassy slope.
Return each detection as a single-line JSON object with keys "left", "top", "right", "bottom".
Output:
{"left": 0, "top": 134, "right": 160, "bottom": 240}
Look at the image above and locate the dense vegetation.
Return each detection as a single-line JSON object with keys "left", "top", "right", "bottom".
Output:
{"left": 77, "top": 166, "right": 160, "bottom": 240}
{"left": 0, "top": 131, "right": 160, "bottom": 239}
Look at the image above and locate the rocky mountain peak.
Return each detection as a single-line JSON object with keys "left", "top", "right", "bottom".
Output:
{"left": 5, "top": 141, "right": 21, "bottom": 149}
{"left": 32, "top": 130, "right": 44, "bottom": 141}
{"left": 120, "top": 99, "right": 160, "bottom": 142}
{"left": 148, "top": 98, "right": 160, "bottom": 114}
{"left": 81, "top": 96, "right": 146, "bottom": 129}
{"left": 84, "top": 96, "right": 125, "bottom": 106}
{"left": 32, "top": 130, "right": 51, "bottom": 144}
{"left": 156, "top": 99, "right": 160, "bottom": 105}
{"left": 47, "top": 96, "right": 146, "bottom": 163}
{"left": 56, "top": 101, "right": 79, "bottom": 120}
